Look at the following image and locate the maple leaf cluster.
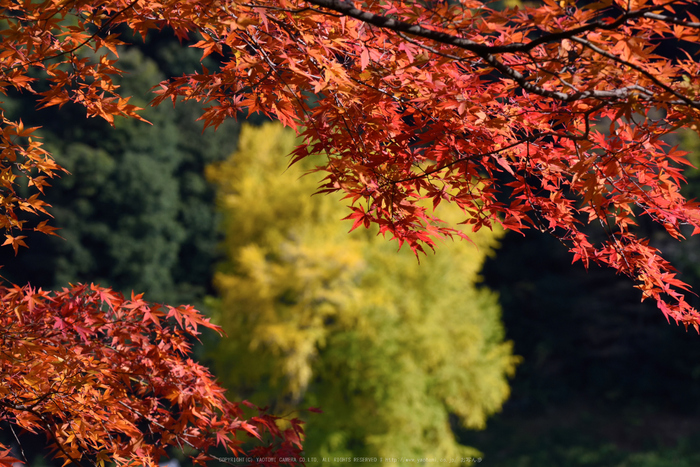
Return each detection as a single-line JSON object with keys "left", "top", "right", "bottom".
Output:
{"left": 154, "top": 0, "right": 700, "bottom": 329}
{"left": 0, "top": 283, "right": 305, "bottom": 466}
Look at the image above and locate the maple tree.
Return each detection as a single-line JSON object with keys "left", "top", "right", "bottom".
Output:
{"left": 3, "top": 0, "right": 700, "bottom": 326}
{"left": 169, "top": 0, "right": 700, "bottom": 330}
{"left": 2, "top": 0, "right": 700, "bottom": 463}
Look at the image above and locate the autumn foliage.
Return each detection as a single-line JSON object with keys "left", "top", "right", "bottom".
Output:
{"left": 163, "top": 0, "right": 700, "bottom": 330}
{"left": 2, "top": 0, "right": 700, "bottom": 463}
{"left": 3, "top": 0, "right": 700, "bottom": 325}
{"left": 0, "top": 283, "right": 305, "bottom": 466}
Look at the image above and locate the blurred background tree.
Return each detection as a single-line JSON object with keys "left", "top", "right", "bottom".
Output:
{"left": 205, "top": 123, "right": 520, "bottom": 463}
{"left": 0, "top": 34, "right": 239, "bottom": 305}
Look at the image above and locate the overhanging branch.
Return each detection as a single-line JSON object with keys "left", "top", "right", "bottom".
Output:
{"left": 301, "top": 0, "right": 700, "bottom": 107}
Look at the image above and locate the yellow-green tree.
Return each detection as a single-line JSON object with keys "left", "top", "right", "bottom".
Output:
{"left": 206, "top": 123, "right": 520, "bottom": 464}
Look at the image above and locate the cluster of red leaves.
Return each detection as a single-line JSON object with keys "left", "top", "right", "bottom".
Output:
{"left": 0, "top": 283, "right": 304, "bottom": 466}
{"left": 0, "top": 0, "right": 149, "bottom": 251}
{"left": 153, "top": 0, "right": 700, "bottom": 329}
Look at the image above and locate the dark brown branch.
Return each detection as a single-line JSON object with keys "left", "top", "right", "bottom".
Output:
{"left": 378, "top": 134, "right": 538, "bottom": 188}
{"left": 302, "top": 0, "right": 683, "bottom": 55}
{"left": 8, "top": 423, "right": 27, "bottom": 465}
{"left": 569, "top": 35, "right": 700, "bottom": 109}
{"left": 303, "top": 0, "right": 498, "bottom": 54}
{"left": 0, "top": 401, "right": 85, "bottom": 467}
{"left": 643, "top": 11, "right": 700, "bottom": 28}
{"left": 302, "top": 0, "right": 700, "bottom": 106}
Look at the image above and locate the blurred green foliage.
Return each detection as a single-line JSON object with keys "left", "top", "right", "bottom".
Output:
{"left": 206, "top": 123, "right": 520, "bottom": 464}
{"left": 0, "top": 38, "right": 239, "bottom": 304}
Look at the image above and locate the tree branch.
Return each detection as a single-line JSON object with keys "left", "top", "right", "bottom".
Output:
{"left": 301, "top": 0, "right": 700, "bottom": 106}
{"left": 301, "top": 0, "right": 682, "bottom": 54}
